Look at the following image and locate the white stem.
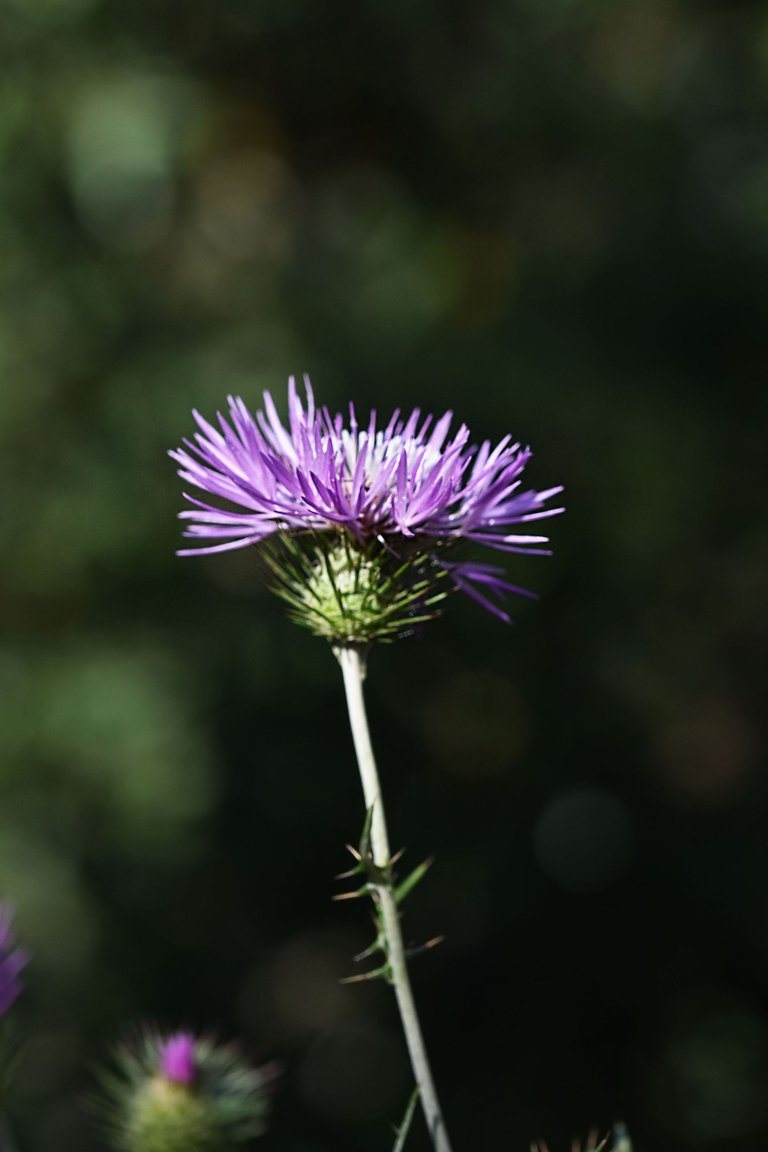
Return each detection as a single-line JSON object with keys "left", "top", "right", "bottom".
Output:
{"left": 336, "top": 646, "right": 454, "bottom": 1152}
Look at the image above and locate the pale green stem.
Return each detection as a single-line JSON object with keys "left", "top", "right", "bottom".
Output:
{"left": 336, "top": 645, "right": 454, "bottom": 1152}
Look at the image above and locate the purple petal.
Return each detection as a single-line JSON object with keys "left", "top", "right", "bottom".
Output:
{"left": 0, "top": 904, "right": 27, "bottom": 1019}
{"left": 160, "top": 1033, "right": 197, "bottom": 1083}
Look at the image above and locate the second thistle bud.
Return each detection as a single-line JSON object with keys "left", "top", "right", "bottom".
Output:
{"left": 95, "top": 1030, "right": 273, "bottom": 1152}
{"left": 124, "top": 1034, "right": 214, "bottom": 1152}
{"left": 0, "top": 904, "right": 27, "bottom": 1021}
{"left": 0, "top": 903, "right": 28, "bottom": 1097}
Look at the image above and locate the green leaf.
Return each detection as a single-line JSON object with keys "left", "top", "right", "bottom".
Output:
{"left": 394, "top": 857, "right": 433, "bottom": 904}
{"left": 391, "top": 1088, "right": 420, "bottom": 1152}
{"left": 358, "top": 806, "right": 374, "bottom": 860}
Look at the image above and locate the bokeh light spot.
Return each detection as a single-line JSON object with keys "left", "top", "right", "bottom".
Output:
{"left": 423, "top": 673, "right": 528, "bottom": 777}
{"left": 646, "top": 991, "right": 768, "bottom": 1140}
{"left": 65, "top": 71, "right": 202, "bottom": 249}
{"left": 533, "top": 788, "right": 634, "bottom": 893}
{"left": 654, "top": 700, "right": 756, "bottom": 806}
{"left": 298, "top": 1021, "right": 407, "bottom": 1126}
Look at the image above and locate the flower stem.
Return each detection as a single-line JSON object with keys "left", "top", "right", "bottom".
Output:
{"left": 336, "top": 646, "right": 453, "bottom": 1152}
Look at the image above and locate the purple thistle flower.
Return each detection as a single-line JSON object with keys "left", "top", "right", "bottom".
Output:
{"left": 0, "top": 904, "right": 28, "bottom": 1018}
{"left": 93, "top": 1028, "right": 274, "bottom": 1150}
{"left": 171, "top": 377, "right": 563, "bottom": 623}
{"left": 159, "top": 1032, "right": 197, "bottom": 1084}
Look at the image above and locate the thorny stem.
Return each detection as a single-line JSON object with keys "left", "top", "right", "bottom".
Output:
{"left": 336, "top": 645, "right": 453, "bottom": 1152}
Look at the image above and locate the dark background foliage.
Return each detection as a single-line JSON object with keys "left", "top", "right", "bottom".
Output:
{"left": 1, "top": 1, "right": 767, "bottom": 1149}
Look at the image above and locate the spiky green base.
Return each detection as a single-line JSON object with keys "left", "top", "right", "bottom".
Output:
{"left": 126, "top": 1079, "right": 217, "bottom": 1152}
{"left": 93, "top": 1032, "right": 272, "bottom": 1152}
{"left": 264, "top": 530, "right": 450, "bottom": 645}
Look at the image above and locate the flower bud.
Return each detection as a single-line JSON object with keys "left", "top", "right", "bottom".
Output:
{"left": 94, "top": 1029, "right": 273, "bottom": 1152}
{"left": 0, "top": 903, "right": 28, "bottom": 1097}
{"left": 0, "top": 905, "right": 27, "bottom": 1020}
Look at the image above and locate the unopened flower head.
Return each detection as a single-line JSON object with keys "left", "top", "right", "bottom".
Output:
{"left": 160, "top": 1032, "right": 196, "bottom": 1084}
{"left": 0, "top": 904, "right": 28, "bottom": 1019}
{"left": 94, "top": 1029, "right": 273, "bottom": 1152}
{"left": 171, "top": 377, "right": 563, "bottom": 642}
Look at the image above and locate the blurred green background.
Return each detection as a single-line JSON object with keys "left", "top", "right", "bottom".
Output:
{"left": 1, "top": 0, "right": 767, "bottom": 1149}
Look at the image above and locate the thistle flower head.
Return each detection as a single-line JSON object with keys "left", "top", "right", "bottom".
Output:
{"left": 171, "top": 377, "right": 563, "bottom": 641}
{"left": 94, "top": 1029, "right": 273, "bottom": 1152}
{"left": 0, "top": 904, "right": 28, "bottom": 1019}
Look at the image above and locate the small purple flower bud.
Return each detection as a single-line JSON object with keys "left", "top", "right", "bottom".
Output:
{"left": 93, "top": 1027, "right": 274, "bottom": 1150}
{"left": 159, "top": 1032, "right": 197, "bottom": 1084}
{"left": 0, "top": 904, "right": 28, "bottom": 1018}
